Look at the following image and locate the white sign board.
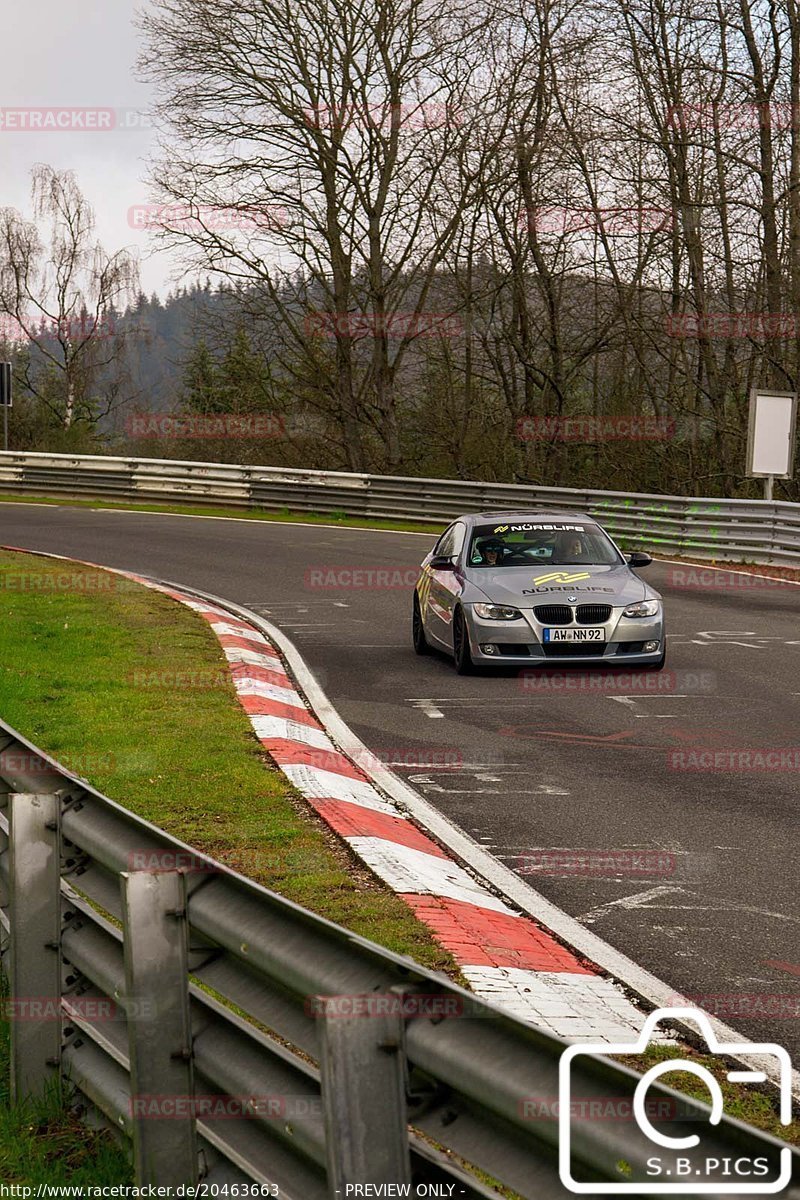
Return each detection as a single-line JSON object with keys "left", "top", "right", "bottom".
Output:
{"left": 746, "top": 389, "right": 797, "bottom": 479}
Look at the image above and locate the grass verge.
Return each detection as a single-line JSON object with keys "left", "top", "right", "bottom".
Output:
{"left": 0, "top": 546, "right": 462, "bottom": 1183}
{"left": 0, "top": 982, "right": 132, "bottom": 1185}
{"left": 623, "top": 1042, "right": 798, "bottom": 1146}
{"left": 0, "top": 548, "right": 456, "bottom": 970}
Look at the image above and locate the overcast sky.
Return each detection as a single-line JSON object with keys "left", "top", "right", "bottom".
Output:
{"left": 2, "top": 0, "right": 187, "bottom": 300}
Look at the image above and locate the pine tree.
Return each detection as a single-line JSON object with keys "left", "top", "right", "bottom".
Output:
{"left": 182, "top": 340, "right": 221, "bottom": 412}
{"left": 217, "top": 326, "right": 273, "bottom": 413}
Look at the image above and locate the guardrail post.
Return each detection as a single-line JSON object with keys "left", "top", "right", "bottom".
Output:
{"left": 0, "top": 792, "right": 9, "bottom": 954}
{"left": 121, "top": 870, "right": 197, "bottom": 1187}
{"left": 7, "top": 792, "right": 62, "bottom": 1104}
{"left": 317, "top": 995, "right": 412, "bottom": 1191}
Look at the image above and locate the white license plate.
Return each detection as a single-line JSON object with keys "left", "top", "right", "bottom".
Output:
{"left": 543, "top": 627, "right": 605, "bottom": 643}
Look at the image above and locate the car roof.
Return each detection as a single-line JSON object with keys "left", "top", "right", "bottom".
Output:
{"left": 465, "top": 510, "right": 595, "bottom": 523}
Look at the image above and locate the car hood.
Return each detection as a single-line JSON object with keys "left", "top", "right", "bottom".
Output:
{"left": 461, "top": 563, "right": 658, "bottom": 607}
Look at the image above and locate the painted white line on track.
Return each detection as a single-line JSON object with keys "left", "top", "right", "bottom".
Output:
{"left": 578, "top": 886, "right": 686, "bottom": 924}
{"left": 44, "top": 504, "right": 439, "bottom": 537}
{"left": 607, "top": 695, "right": 687, "bottom": 718}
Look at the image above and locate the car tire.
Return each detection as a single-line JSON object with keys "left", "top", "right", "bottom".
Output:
{"left": 452, "top": 608, "right": 476, "bottom": 675}
{"left": 412, "top": 595, "right": 430, "bottom": 655}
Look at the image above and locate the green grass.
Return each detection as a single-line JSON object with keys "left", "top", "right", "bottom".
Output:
{"left": 0, "top": 492, "right": 445, "bottom": 535}
{"left": 620, "top": 1042, "right": 798, "bottom": 1146}
{"left": 0, "top": 547, "right": 462, "bottom": 1185}
{"left": 0, "top": 986, "right": 132, "bottom": 1185}
{"left": 0, "top": 549, "right": 455, "bottom": 970}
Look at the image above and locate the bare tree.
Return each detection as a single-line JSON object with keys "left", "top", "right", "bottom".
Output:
{"left": 0, "top": 166, "right": 139, "bottom": 430}
{"left": 139, "top": 0, "right": 491, "bottom": 471}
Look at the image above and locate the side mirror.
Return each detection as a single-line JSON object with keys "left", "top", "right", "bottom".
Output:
{"left": 628, "top": 551, "right": 653, "bottom": 568}
{"left": 429, "top": 555, "right": 456, "bottom": 571}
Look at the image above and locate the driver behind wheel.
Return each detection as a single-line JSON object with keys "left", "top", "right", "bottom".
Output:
{"left": 556, "top": 532, "right": 591, "bottom": 562}
{"left": 476, "top": 538, "right": 506, "bottom": 566}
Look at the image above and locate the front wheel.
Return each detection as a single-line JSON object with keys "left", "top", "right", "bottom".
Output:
{"left": 412, "top": 594, "right": 430, "bottom": 655}
{"left": 452, "top": 608, "right": 476, "bottom": 675}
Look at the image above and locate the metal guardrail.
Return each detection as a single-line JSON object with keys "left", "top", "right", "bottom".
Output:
{"left": 0, "top": 717, "right": 798, "bottom": 1196}
{"left": 1, "top": 449, "right": 800, "bottom": 566}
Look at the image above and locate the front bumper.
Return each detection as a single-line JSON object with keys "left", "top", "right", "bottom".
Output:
{"left": 464, "top": 606, "right": 664, "bottom": 666}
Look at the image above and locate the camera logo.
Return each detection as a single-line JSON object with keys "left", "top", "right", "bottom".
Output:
{"left": 559, "top": 1007, "right": 793, "bottom": 1194}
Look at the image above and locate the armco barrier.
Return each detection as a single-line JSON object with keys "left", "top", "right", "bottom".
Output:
{"left": 1, "top": 449, "right": 800, "bottom": 564}
{"left": 0, "top": 719, "right": 798, "bottom": 1196}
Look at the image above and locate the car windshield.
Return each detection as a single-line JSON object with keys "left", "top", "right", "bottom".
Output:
{"left": 467, "top": 521, "right": 622, "bottom": 567}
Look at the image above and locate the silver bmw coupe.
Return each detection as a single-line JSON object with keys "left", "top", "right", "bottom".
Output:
{"left": 412, "top": 511, "right": 665, "bottom": 674}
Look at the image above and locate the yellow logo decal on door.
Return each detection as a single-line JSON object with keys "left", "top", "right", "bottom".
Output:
{"left": 417, "top": 568, "right": 433, "bottom": 617}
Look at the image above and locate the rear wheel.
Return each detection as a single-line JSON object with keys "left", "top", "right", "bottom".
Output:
{"left": 453, "top": 608, "right": 476, "bottom": 675}
{"left": 412, "top": 594, "right": 430, "bottom": 655}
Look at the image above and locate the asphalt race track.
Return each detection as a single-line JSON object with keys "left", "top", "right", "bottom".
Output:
{"left": 3, "top": 502, "right": 800, "bottom": 1055}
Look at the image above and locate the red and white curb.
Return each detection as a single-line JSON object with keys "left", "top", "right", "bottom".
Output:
{"left": 2, "top": 546, "right": 654, "bottom": 1042}
{"left": 139, "top": 583, "right": 653, "bottom": 1041}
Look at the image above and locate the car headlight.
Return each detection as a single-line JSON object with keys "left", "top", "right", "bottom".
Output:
{"left": 473, "top": 603, "right": 523, "bottom": 620}
{"left": 623, "top": 600, "right": 661, "bottom": 618}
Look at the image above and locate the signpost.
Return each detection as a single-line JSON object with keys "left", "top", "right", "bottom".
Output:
{"left": 746, "top": 388, "right": 798, "bottom": 500}
{"left": 0, "top": 362, "right": 12, "bottom": 452}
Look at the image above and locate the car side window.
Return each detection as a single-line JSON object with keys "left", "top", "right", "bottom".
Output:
{"left": 434, "top": 524, "right": 456, "bottom": 558}
{"left": 435, "top": 522, "right": 465, "bottom": 561}
{"left": 450, "top": 522, "right": 466, "bottom": 558}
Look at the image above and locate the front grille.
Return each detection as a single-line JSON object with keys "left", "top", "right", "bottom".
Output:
{"left": 542, "top": 643, "right": 606, "bottom": 658}
{"left": 576, "top": 604, "right": 612, "bottom": 624}
{"left": 497, "top": 644, "right": 532, "bottom": 656}
{"left": 534, "top": 604, "right": 572, "bottom": 625}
